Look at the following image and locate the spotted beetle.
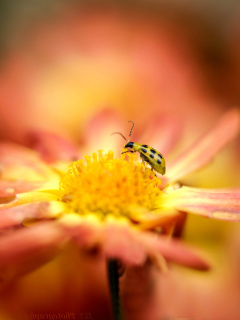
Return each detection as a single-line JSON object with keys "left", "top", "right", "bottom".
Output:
{"left": 112, "top": 121, "right": 166, "bottom": 175}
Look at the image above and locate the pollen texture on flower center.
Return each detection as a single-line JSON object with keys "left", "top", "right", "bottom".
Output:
{"left": 59, "top": 151, "right": 162, "bottom": 219}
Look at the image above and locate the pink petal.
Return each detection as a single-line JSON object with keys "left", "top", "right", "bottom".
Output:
{"left": 165, "top": 109, "right": 240, "bottom": 183}
{"left": 27, "top": 130, "right": 80, "bottom": 162}
{"left": 83, "top": 109, "right": 124, "bottom": 154}
{"left": 153, "top": 237, "right": 210, "bottom": 270}
{"left": 0, "top": 180, "right": 47, "bottom": 198}
{"left": 0, "top": 201, "right": 65, "bottom": 229}
{"left": 137, "top": 114, "right": 183, "bottom": 156}
{"left": 0, "top": 142, "right": 58, "bottom": 180}
{"left": 103, "top": 220, "right": 209, "bottom": 270}
{"left": 62, "top": 220, "right": 103, "bottom": 249}
{"left": 0, "top": 142, "right": 42, "bottom": 165}
{"left": 165, "top": 186, "right": 240, "bottom": 221}
{"left": 63, "top": 219, "right": 147, "bottom": 266}
{"left": 0, "top": 222, "right": 68, "bottom": 271}
{"left": 60, "top": 217, "right": 209, "bottom": 269}
{"left": 0, "top": 191, "right": 59, "bottom": 211}
{"left": 62, "top": 218, "right": 146, "bottom": 265}
{"left": 139, "top": 232, "right": 210, "bottom": 270}
{"left": 103, "top": 221, "right": 147, "bottom": 265}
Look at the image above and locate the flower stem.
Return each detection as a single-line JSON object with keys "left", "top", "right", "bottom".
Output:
{"left": 107, "top": 259, "right": 122, "bottom": 320}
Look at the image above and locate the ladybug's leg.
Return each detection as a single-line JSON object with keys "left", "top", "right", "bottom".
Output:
{"left": 141, "top": 153, "right": 157, "bottom": 176}
{"left": 140, "top": 153, "right": 146, "bottom": 168}
{"left": 150, "top": 165, "right": 157, "bottom": 177}
{"left": 140, "top": 153, "right": 154, "bottom": 173}
{"left": 121, "top": 149, "right": 134, "bottom": 154}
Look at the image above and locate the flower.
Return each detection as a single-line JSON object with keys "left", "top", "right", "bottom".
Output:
{"left": 0, "top": 142, "right": 209, "bottom": 272}
{"left": 0, "top": 2, "right": 229, "bottom": 146}
{"left": 0, "top": 108, "right": 240, "bottom": 319}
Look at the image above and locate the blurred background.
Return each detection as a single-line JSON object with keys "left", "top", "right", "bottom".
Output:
{"left": 1, "top": 0, "right": 240, "bottom": 143}
{"left": 0, "top": 0, "right": 240, "bottom": 319}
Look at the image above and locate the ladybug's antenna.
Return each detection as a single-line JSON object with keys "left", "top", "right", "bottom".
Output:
{"left": 111, "top": 132, "right": 127, "bottom": 141}
{"left": 128, "top": 121, "right": 134, "bottom": 141}
{"left": 111, "top": 120, "right": 135, "bottom": 142}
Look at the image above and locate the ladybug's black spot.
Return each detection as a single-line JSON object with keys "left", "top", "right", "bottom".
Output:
{"left": 142, "top": 144, "right": 148, "bottom": 148}
{"left": 150, "top": 154, "right": 154, "bottom": 159}
{"left": 158, "top": 153, "right": 162, "bottom": 159}
{"left": 141, "top": 148, "right": 147, "bottom": 153}
{"left": 157, "top": 159, "right": 161, "bottom": 164}
{"left": 150, "top": 149, "right": 156, "bottom": 154}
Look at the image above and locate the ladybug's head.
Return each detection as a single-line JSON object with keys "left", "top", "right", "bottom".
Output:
{"left": 122, "top": 141, "right": 135, "bottom": 154}
{"left": 123, "top": 142, "right": 134, "bottom": 149}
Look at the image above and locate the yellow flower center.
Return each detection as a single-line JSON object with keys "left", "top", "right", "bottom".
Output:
{"left": 59, "top": 151, "right": 162, "bottom": 220}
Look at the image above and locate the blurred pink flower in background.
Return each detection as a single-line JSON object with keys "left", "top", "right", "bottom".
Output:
{"left": 0, "top": 1, "right": 236, "bottom": 144}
